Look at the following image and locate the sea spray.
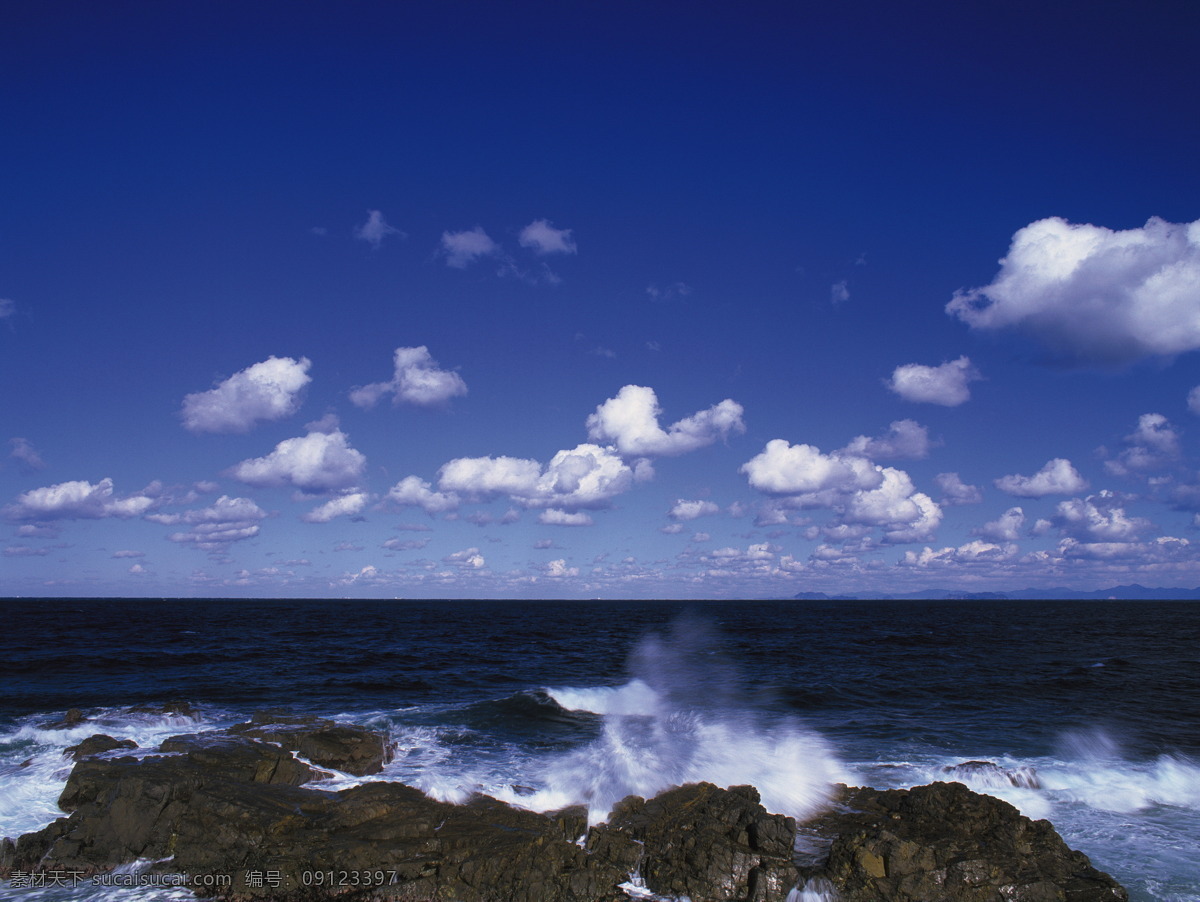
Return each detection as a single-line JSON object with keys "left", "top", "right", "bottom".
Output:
{"left": 505, "top": 614, "right": 842, "bottom": 823}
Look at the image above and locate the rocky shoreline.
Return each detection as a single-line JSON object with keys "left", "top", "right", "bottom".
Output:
{"left": 1, "top": 712, "right": 1129, "bottom": 902}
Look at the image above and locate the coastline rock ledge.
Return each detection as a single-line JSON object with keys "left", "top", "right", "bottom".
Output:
{"left": 0, "top": 718, "right": 1129, "bottom": 902}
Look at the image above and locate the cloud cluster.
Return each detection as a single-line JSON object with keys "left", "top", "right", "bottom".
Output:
{"left": 441, "top": 227, "right": 499, "bottom": 268}
{"left": 995, "top": 458, "right": 1088, "bottom": 498}
{"left": 302, "top": 491, "right": 370, "bottom": 523}
{"left": 4, "top": 478, "right": 154, "bottom": 521}
{"left": 586, "top": 385, "right": 745, "bottom": 456}
{"left": 741, "top": 437, "right": 942, "bottom": 544}
{"left": 181, "top": 357, "right": 312, "bottom": 434}
{"left": 887, "top": 357, "right": 980, "bottom": 406}
{"left": 1104, "top": 413, "right": 1181, "bottom": 477}
{"left": 229, "top": 429, "right": 366, "bottom": 492}
{"left": 350, "top": 346, "right": 467, "bottom": 409}
{"left": 147, "top": 495, "right": 267, "bottom": 551}
{"left": 842, "top": 419, "right": 934, "bottom": 460}
{"left": 947, "top": 216, "right": 1200, "bottom": 365}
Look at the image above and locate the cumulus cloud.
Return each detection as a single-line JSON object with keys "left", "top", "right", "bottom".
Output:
{"left": 841, "top": 467, "right": 942, "bottom": 543}
{"left": 4, "top": 478, "right": 155, "bottom": 521}
{"left": 441, "top": 227, "right": 499, "bottom": 268}
{"left": 976, "top": 506, "right": 1025, "bottom": 541}
{"left": 887, "top": 357, "right": 980, "bottom": 406}
{"left": 585, "top": 385, "right": 745, "bottom": 457}
{"left": 8, "top": 437, "right": 45, "bottom": 471}
{"left": 1051, "top": 492, "right": 1152, "bottom": 542}
{"left": 934, "top": 472, "right": 983, "bottom": 505}
{"left": 947, "top": 216, "right": 1200, "bottom": 365}
{"left": 349, "top": 346, "right": 467, "bottom": 409}
{"left": 386, "top": 476, "right": 460, "bottom": 515}
{"left": 1104, "top": 413, "right": 1181, "bottom": 476}
{"left": 902, "top": 541, "right": 1019, "bottom": 567}
{"left": 544, "top": 558, "right": 580, "bottom": 577}
{"left": 181, "top": 356, "right": 312, "bottom": 434}
{"left": 995, "top": 458, "right": 1088, "bottom": 498}
{"left": 355, "top": 210, "right": 403, "bottom": 248}
{"left": 842, "top": 419, "right": 934, "bottom": 460}
{"left": 146, "top": 495, "right": 267, "bottom": 551}
{"left": 229, "top": 429, "right": 366, "bottom": 492}
{"left": 740, "top": 440, "right": 880, "bottom": 496}
{"left": 444, "top": 547, "right": 486, "bottom": 569}
{"left": 302, "top": 491, "right": 370, "bottom": 523}
{"left": 518, "top": 219, "right": 577, "bottom": 256}
{"left": 668, "top": 499, "right": 720, "bottom": 521}
{"left": 440, "top": 443, "right": 634, "bottom": 510}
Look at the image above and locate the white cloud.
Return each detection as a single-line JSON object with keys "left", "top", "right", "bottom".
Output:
{"left": 947, "top": 216, "right": 1200, "bottom": 365}
{"left": 1052, "top": 492, "right": 1151, "bottom": 542}
{"left": 1104, "top": 413, "right": 1181, "bottom": 476}
{"left": 440, "top": 443, "right": 635, "bottom": 511}
{"left": 544, "top": 558, "right": 580, "bottom": 577}
{"left": 355, "top": 210, "right": 403, "bottom": 248}
{"left": 831, "top": 280, "right": 849, "bottom": 304}
{"left": 902, "top": 541, "right": 1019, "bottom": 567}
{"left": 995, "top": 458, "right": 1088, "bottom": 498}
{"left": 586, "top": 385, "right": 745, "bottom": 457}
{"left": 441, "top": 226, "right": 499, "bottom": 268}
{"left": 146, "top": 495, "right": 268, "bottom": 551}
{"left": 8, "top": 437, "right": 45, "bottom": 471}
{"left": 386, "top": 476, "right": 460, "bottom": 514}
{"left": 934, "top": 472, "right": 982, "bottom": 505}
{"left": 841, "top": 467, "right": 943, "bottom": 543}
{"left": 349, "top": 346, "right": 467, "bottom": 408}
{"left": 842, "top": 419, "right": 934, "bottom": 460}
{"left": 740, "top": 440, "right": 880, "bottom": 495}
{"left": 302, "top": 491, "right": 370, "bottom": 523}
{"left": 445, "top": 547, "right": 486, "bottom": 569}
{"left": 382, "top": 537, "right": 430, "bottom": 551}
{"left": 538, "top": 509, "right": 594, "bottom": 526}
{"left": 4, "top": 478, "right": 155, "bottom": 521}
{"left": 229, "top": 429, "right": 366, "bottom": 492}
{"left": 181, "top": 356, "right": 312, "bottom": 434}
{"left": 518, "top": 219, "right": 577, "bottom": 255}
{"left": 0, "top": 299, "right": 15, "bottom": 319}
{"left": 887, "top": 356, "right": 980, "bottom": 406}
{"left": 977, "top": 506, "right": 1025, "bottom": 541}
{"left": 668, "top": 499, "right": 720, "bottom": 521}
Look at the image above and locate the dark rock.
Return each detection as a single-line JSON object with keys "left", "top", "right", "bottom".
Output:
{"left": 942, "top": 760, "right": 1041, "bottom": 789}
{"left": 46, "top": 708, "right": 88, "bottom": 729}
{"left": 605, "top": 782, "right": 797, "bottom": 901}
{"left": 229, "top": 713, "right": 390, "bottom": 776}
{"left": 65, "top": 734, "right": 139, "bottom": 761}
{"left": 797, "top": 782, "right": 1128, "bottom": 902}
{"left": 0, "top": 725, "right": 1130, "bottom": 902}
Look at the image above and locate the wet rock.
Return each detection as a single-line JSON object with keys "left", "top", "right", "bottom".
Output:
{"left": 229, "top": 713, "right": 391, "bottom": 776}
{"left": 126, "top": 700, "right": 196, "bottom": 717}
{"left": 605, "top": 782, "right": 797, "bottom": 901}
{"left": 942, "top": 760, "right": 1041, "bottom": 789}
{"left": 797, "top": 782, "right": 1128, "bottom": 902}
{"left": 65, "top": 734, "right": 138, "bottom": 761}
{"left": 46, "top": 708, "right": 88, "bottom": 729}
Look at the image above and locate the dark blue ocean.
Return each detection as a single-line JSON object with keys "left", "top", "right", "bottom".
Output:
{"left": 2, "top": 599, "right": 1198, "bottom": 901}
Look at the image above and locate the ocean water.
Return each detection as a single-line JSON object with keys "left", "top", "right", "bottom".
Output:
{"left": 1, "top": 598, "right": 1197, "bottom": 901}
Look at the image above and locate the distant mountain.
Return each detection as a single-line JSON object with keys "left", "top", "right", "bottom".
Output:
{"left": 792, "top": 584, "right": 1200, "bottom": 601}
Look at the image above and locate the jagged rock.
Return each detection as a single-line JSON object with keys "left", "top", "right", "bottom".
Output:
{"left": 942, "top": 760, "right": 1041, "bottom": 789}
{"left": 229, "top": 712, "right": 391, "bottom": 776}
{"left": 0, "top": 724, "right": 1130, "bottom": 902}
{"left": 126, "top": 700, "right": 196, "bottom": 717}
{"left": 796, "top": 782, "right": 1127, "bottom": 902}
{"left": 46, "top": 708, "right": 88, "bottom": 729}
{"left": 605, "top": 782, "right": 797, "bottom": 901}
{"left": 64, "top": 734, "right": 138, "bottom": 761}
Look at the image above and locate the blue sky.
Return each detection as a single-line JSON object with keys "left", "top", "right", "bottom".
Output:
{"left": 4, "top": 0, "right": 1200, "bottom": 598}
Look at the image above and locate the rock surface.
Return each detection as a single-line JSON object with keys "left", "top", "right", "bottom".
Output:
{"left": 1, "top": 722, "right": 1129, "bottom": 902}
{"left": 63, "top": 734, "right": 138, "bottom": 761}
{"left": 795, "top": 782, "right": 1128, "bottom": 902}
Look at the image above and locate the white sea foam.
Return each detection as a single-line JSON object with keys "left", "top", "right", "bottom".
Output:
{"left": 507, "top": 616, "right": 843, "bottom": 824}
